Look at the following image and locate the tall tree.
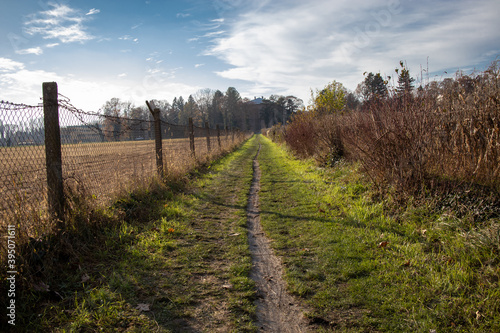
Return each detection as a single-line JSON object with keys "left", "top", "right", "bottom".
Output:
{"left": 360, "top": 72, "right": 388, "bottom": 100}
{"left": 179, "top": 95, "right": 200, "bottom": 125}
{"left": 284, "top": 96, "right": 304, "bottom": 123}
{"left": 129, "top": 106, "right": 149, "bottom": 139}
{"left": 224, "top": 87, "right": 241, "bottom": 129}
{"left": 194, "top": 88, "right": 215, "bottom": 125}
{"left": 150, "top": 99, "right": 171, "bottom": 123}
{"left": 210, "top": 90, "right": 224, "bottom": 127}
{"left": 345, "top": 92, "right": 360, "bottom": 111}
{"left": 396, "top": 61, "right": 415, "bottom": 95}
{"left": 102, "top": 98, "right": 122, "bottom": 141}
{"left": 311, "top": 81, "right": 347, "bottom": 114}
{"left": 171, "top": 96, "right": 184, "bottom": 124}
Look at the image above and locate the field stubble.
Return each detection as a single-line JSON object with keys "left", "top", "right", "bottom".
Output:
{"left": 0, "top": 135, "right": 241, "bottom": 261}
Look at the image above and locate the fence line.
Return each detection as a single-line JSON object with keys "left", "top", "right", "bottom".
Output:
{"left": 0, "top": 82, "right": 248, "bottom": 229}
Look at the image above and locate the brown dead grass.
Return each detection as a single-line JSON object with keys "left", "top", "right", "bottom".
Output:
{"left": 0, "top": 133, "right": 248, "bottom": 265}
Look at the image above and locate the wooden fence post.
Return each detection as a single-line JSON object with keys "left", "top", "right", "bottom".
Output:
{"left": 189, "top": 117, "right": 195, "bottom": 159}
{"left": 43, "top": 82, "right": 64, "bottom": 223}
{"left": 216, "top": 124, "right": 222, "bottom": 150}
{"left": 146, "top": 101, "right": 164, "bottom": 178}
{"left": 205, "top": 121, "right": 211, "bottom": 153}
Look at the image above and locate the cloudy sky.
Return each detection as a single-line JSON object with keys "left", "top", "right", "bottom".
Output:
{"left": 0, "top": 0, "right": 499, "bottom": 110}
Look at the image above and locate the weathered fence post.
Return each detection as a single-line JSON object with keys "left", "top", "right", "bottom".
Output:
{"left": 189, "top": 117, "right": 195, "bottom": 159}
{"left": 205, "top": 121, "right": 211, "bottom": 153}
{"left": 146, "top": 101, "right": 164, "bottom": 178}
{"left": 43, "top": 82, "right": 64, "bottom": 223}
{"left": 216, "top": 124, "right": 222, "bottom": 150}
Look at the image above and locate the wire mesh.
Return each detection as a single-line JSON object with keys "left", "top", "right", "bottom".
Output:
{"left": 1, "top": 101, "right": 47, "bottom": 224}
{"left": 1, "top": 94, "right": 247, "bottom": 230}
{"left": 58, "top": 96, "right": 157, "bottom": 201}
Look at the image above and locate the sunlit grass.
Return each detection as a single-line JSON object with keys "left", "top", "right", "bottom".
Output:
{"left": 257, "top": 135, "right": 500, "bottom": 332}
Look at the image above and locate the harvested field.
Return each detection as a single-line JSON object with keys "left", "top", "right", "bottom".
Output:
{"left": 0, "top": 135, "right": 239, "bottom": 232}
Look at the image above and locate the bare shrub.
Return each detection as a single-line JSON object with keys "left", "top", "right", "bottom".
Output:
{"left": 339, "top": 61, "right": 500, "bottom": 197}
{"left": 280, "top": 111, "right": 345, "bottom": 166}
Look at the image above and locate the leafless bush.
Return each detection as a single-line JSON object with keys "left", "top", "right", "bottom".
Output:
{"left": 279, "top": 61, "right": 499, "bottom": 202}
{"left": 281, "top": 112, "right": 344, "bottom": 166}
{"left": 342, "top": 61, "right": 500, "bottom": 197}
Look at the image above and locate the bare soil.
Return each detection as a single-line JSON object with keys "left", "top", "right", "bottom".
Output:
{"left": 247, "top": 142, "right": 310, "bottom": 332}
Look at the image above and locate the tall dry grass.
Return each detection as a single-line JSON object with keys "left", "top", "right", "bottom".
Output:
{"left": 0, "top": 132, "right": 249, "bottom": 272}
{"left": 343, "top": 63, "right": 500, "bottom": 195}
{"left": 279, "top": 61, "right": 500, "bottom": 203}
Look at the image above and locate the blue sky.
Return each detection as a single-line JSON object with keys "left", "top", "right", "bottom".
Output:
{"left": 0, "top": 0, "right": 499, "bottom": 110}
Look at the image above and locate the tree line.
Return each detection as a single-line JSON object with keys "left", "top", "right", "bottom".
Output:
{"left": 101, "top": 87, "right": 304, "bottom": 134}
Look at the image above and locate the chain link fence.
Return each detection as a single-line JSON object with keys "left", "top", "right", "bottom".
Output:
{"left": 1, "top": 84, "right": 248, "bottom": 234}
{"left": 1, "top": 101, "right": 47, "bottom": 225}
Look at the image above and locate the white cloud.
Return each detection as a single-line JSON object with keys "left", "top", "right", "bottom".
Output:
{"left": 206, "top": 0, "right": 500, "bottom": 101}
{"left": 86, "top": 8, "right": 100, "bottom": 16}
{"left": 46, "top": 43, "right": 60, "bottom": 48}
{"left": 119, "top": 35, "right": 139, "bottom": 43}
{"left": 195, "top": 64, "right": 205, "bottom": 68}
{"left": 0, "top": 58, "right": 25, "bottom": 73}
{"left": 24, "top": 3, "right": 95, "bottom": 43}
{"left": 0, "top": 60, "right": 200, "bottom": 110}
{"left": 176, "top": 13, "right": 191, "bottom": 18}
{"left": 15, "top": 47, "right": 43, "bottom": 55}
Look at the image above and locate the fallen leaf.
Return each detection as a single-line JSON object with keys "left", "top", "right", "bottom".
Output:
{"left": 229, "top": 233, "right": 240, "bottom": 237}
{"left": 319, "top": 208, "right": 325, "bottom": 213}
{"left": 402, "top": 260, "right": 410, "bottom": 267}
{"left": 81, "top": 273, "right": 90, "bottom": 283}
{"left": 476, "top": 310, "right": 482, "bottom": 321}
{"left": 378, "top": 241, "right": 388, "bottom": 248}
{"left": 136, "top": 303, "right": 150, "bottom": 312}
{"left": 222, "top": 284, "right": 233, "bottom": 289}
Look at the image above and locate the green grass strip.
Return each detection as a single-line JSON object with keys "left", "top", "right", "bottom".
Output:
{"left": 257, "top": 135, "right": 499, "bottom": 332}
{"left": 22, "top": 137, "right": 261, "bottom": 332}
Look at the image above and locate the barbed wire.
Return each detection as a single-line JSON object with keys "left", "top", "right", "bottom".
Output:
{"left": 1, "top": 94, "right": 244, "bottom": 226}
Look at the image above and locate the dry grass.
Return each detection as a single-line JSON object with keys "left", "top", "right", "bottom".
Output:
{"left": 0, "top": 133, "right": 248, "bottom": 265}
{"left": 278, "top": 61, "right": 500, "bottom": 200}
{"left": 342, "top": 67, "right": 500, "bottom": 197}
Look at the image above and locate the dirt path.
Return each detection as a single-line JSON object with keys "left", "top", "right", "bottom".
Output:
{"left": 247, "top": 141, "right": 309, "bottom": 332}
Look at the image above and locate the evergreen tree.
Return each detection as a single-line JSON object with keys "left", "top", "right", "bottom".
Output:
{"left": 362, "top": 72, "right": 388, "bottom": 99}
{"left": 224, "top": 87, "right": 241, "bottom": 128}
{"left": 396, "top": 61, "right": 415, "bottom": 95}
{"left": 179, "top": 95, "right": 200, "bottom": 125}
{"left": 210, "top": 90, "right": 224, "bottom": 127}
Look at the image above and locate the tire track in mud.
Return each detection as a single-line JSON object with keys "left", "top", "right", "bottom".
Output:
{"left": 247, "top": 141, "right": 309, "bottom": 332}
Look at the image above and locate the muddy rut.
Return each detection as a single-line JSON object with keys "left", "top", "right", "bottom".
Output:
{"left": 247, "top": 142, "right": 309, "bottom": 332}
